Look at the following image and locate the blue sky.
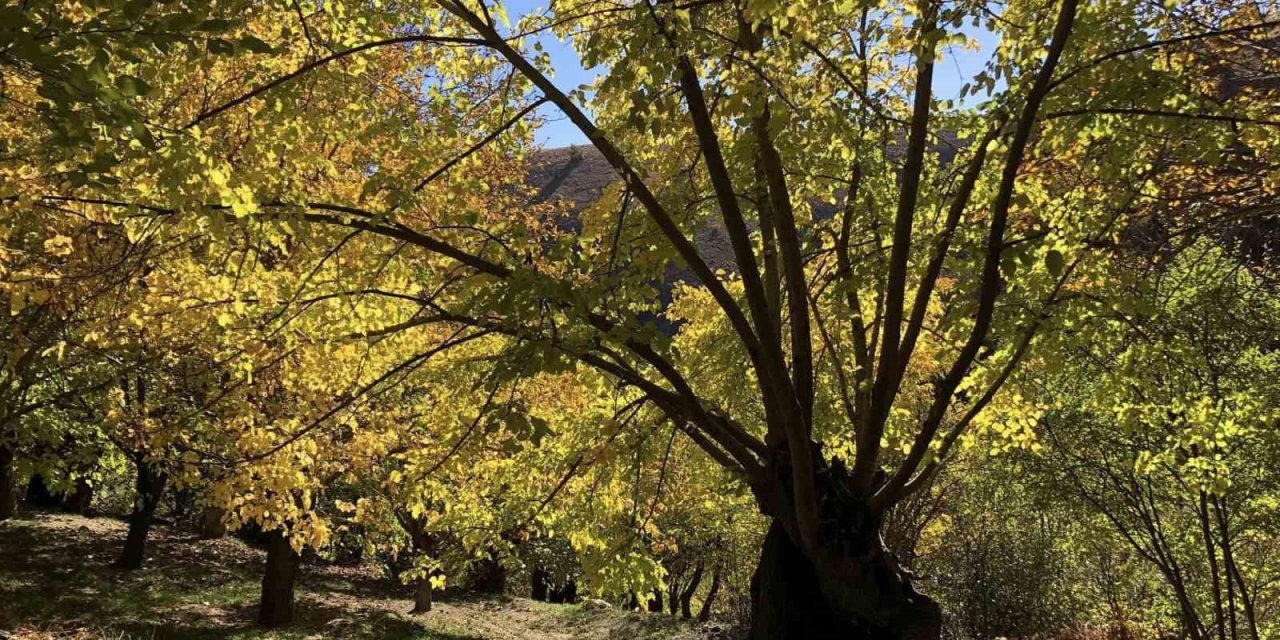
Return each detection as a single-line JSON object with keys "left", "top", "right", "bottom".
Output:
{"left": 503, "top": 1, "right": 999, "bottom": 147}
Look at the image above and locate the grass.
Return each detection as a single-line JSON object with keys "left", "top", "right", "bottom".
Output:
{"left": 0, "top": 513, "right": 725, "bottom": 640}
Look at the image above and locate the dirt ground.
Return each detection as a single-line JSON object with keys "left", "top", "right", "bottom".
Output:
{"left": 0, "top": 513, "right": 736, "bottom": 640}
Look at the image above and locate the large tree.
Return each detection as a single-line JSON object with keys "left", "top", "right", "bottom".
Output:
{"left": 9, "top": 0, "right": 1280, "bottom": 637}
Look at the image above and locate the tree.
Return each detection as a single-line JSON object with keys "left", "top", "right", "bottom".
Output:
{"left": 13, "top": 0, "right": 1280, "bottom": 637}
{"left": 1038, "top": 244, "right": 1280, "bottom": 640}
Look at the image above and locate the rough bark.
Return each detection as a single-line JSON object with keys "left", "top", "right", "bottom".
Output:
{"left": 749, "top": 455, "right": 941, "bottom": 640}
{"left": 0, "top": 445, "right": 15, "bottom": 521}
{"left": 258, "top": 529, "right": 301, "bottom": 627}
{"left": 115, "top": 462, "right": 167, "bottom": 570}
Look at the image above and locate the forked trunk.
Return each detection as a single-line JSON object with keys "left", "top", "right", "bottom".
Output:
{"left": 748, "top": 519, "right": 940, "bottom": 640}
{"left": 116, "top": 462, "right": 167, "bottom": 570}
{"left": 410, "top": 578, "right": 433, "bottom": 613}
{"left": 258, "top": 529, "right": 301, "bottom": 627}
{"left": 0, "top": 445, "right": 15, "bottom": 521}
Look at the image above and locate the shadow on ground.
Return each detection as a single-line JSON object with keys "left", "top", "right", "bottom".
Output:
{"left": 0, "top": 512, "right": 482, "bottom": 640}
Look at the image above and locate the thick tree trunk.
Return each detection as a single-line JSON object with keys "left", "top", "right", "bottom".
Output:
{"left": 115, "top": 462, "right": 167, "bottom": 570}
{"left": 0, "top": 445, "right": 15, "bottom": 521}
{"left": 199, "top": 506, "right": 227, "bottom": 539}
{"left": 748, "top": 519, "right": 940, "bottom": 640}
{"left": 61, "top": 477, "right": 93, "bottom": 515}
{"left": 410, "top": 578, "right": 433, "bottom": 614}
{"left": 258, "top": 529, "right": 301, "bottom": 627}
{"left": 697, "top": 566, "right": 721, "bottom": 622}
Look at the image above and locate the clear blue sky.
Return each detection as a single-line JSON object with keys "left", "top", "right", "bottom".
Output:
{"left": 503, "top": 1, "right": 999, "bottom": 148}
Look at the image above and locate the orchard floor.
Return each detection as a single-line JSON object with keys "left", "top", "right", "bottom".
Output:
{"left": 0, "top": 513, "right": 733, "bottom": 640}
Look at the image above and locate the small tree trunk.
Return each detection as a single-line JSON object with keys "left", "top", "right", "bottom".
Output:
{"left": 0, "top": 445, "right": 15, "bottom": 521}
{"left": 648, "top": 588, "right": 664, "bottom": 613}
{"left": 115, "top": 462, "right": 166, "bottom": 570}
{"left": 550, "top": 579, "right": 577, "bottom": 604}
{"left": 405, "top": 521, "right": 441, "bottom": 613}
{"left": 199, "top": 506, "right": 227, "bottom": 539}
{"left": 469, "top": 553, "right": 507, "bottom": 595}
{"left": 680, "top": 561, "right": 704, "bottom": 619}
{"left": 61, "top": 477, "right": 93, "bottom": 515}
{"left": 531, "top": 567, "right": 551, "bottom": 602}
{"left": 258, "top": 529, "right": 301, "bottom": 627}
{"left": 697, "top": 566, "right": 721, "bottom": 622}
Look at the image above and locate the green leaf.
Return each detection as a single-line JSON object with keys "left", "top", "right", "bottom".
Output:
{"left": 237, "top": 36, "right": 275, "bottom": 55}
{"left": 115, "top": 75, "right": 152, "bottom": 97}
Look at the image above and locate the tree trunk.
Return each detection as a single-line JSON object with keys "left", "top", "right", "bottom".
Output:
{"left": 258, "top": 529, "right": 301, "bottom": 627}
{"left": 531, "top": 567, "right": 551, "bottom": 602}
{"left": 748, "top": 518, "right": 941, "bottom": 640}
{"left": 648, "top": 588, "right": 664, "bottom": 613}
{"left": 469, "top": 553, "right": 507, "bottom": 595}
{"left": 697, "top": 566, "right": 721, "bottom": 622}
{"left": 550, "top": 579, "right": 577, "bottom": 604}
{"left": 410, "top": 577, "right": 433, "bottom": 614}
{"left": 61, "top": 477, "right": 93, "bottom": 515}
{"left": 0, "top": 445, "right": 15, "bottom": 521}
{"left": 680, "top": 561, "right": 704, "bottom": 619}
{"left": 115, "top": 462, "right": 167, "bottom": 570}
{"left": 199, "top": 506, "right": 227, "bottom": 539}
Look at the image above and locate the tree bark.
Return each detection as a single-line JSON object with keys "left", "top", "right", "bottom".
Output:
{"left": 411, "top": 577, "right": 433, "bottom": 614}
{"left": 697, "top": 566, "right": 721, "bottom": 622}
{"left": 258, "top": 529, "right": 301, "bottom": 627}
{"left": 748, "top": 515, "right": 940, "bottom": 640}
{"left": 115, "top": 461, "right": 167, "bottom": 570}
{"left": 0, "top": 445, "right": 15, "bottom": 521}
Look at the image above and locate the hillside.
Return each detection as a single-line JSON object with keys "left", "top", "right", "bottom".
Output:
{"left": 0, "top": 514, "right": 736, "bottom": 640}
